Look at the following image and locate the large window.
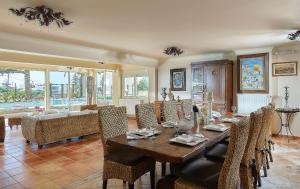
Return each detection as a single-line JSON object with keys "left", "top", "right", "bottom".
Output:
{"left": 123, "top": 75, "right": 149, "bottom": 98}
{"left": 50, "top": 71, "right": 87, "bottom": 107}
{"left": 0, "top": 69, "right": 45, "bottom": 110}
{"left": 96, "top": 71, "right": 113, "bottom": 104}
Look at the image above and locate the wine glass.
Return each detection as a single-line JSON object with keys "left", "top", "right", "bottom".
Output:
{"left": 231, "top": 106, "right": 237, "bottom": 114}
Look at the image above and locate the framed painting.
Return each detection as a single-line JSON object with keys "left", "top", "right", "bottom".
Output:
{"left": 237, "top": 53, "right": 269, "bottom": 93}
{"left": 272, "top": 62, "right": 297, "bottom": 77}
{"left": 170, "top": 68, "right": 186, "bottom": 91}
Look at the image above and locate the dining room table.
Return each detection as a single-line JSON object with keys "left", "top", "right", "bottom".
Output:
{"left": 107, "top": 114, "right": 240, "bottom": 165}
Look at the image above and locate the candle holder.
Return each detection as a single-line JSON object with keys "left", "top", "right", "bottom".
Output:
{"left": 284, "top": 86, "right": 289, "bottom": 108}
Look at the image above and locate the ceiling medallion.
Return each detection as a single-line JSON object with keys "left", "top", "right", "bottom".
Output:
{"left": 164, "top": 47, "right": 184, "bottom": 56}
{"left": 288, "top": 30, "right": 300, "bottom": 40}
{"left": 9, "top": 5, "right": 72, "bottom": 28}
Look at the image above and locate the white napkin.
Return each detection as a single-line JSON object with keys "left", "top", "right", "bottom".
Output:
{"left": 175, "top": 134, "right": 195, "bottom": 143}
{"left": 162, "top": 121, "right": 176, "bottom": 128}
{"left": 221, "top": 118, "right": 239, "bottom": 123}
{"left": 204, "top": 124, "right": 229, "bottom": 132}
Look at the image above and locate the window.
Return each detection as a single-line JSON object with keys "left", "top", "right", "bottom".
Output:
{"left": 96, "top": 71, "right": 113, "bottom": 104}
{"left": 0, "top": 69, "right": 45, "bottom": 110}
{"left": 70, "top": 72, "right": 87, "bottom": 105}
{"left": 50, "top": 71, "right": 87, "bottom": 107}
{"left": 123, "top": 75, "right": 149, "bottom": 98}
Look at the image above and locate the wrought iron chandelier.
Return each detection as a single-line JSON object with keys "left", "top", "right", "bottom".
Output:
{"left": 164, "top": 47, "right": 184, "bottom": 56}
{"left": 9, "top": 5, "right": 72, "bottom": 28}
{"left": 288, "top": 30, "right": 300, "bottom": 40}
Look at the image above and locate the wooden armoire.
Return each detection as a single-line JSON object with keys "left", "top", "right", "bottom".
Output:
{"left": 191, "top": 60, "right": 233, "bottom": 112}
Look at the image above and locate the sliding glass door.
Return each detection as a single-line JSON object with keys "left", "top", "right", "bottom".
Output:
{"left": 96, "top": 70, "right": 113, "bottom": 105}
{"left": 0, "top": 69, "right": 45, "bottom": 111}
{"left": 49, "top": 71, "right": 87, "bottom": 108}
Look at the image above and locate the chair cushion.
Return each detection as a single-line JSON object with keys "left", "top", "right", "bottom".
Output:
{"left": 205, "top": 143, "right": 228, "bottom": 162}
{"left": 177, "top": 159, "right": 223, "bottom": 188}
{"left": 106, "top": 148, "right": 147, "bottom": 166}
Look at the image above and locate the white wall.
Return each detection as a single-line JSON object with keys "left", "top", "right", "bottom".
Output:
{"left": 157, "top": 53, "right": 225, "bottom": 100}
{"left": 272, "top": 44, "right": 300, "bottom": 136}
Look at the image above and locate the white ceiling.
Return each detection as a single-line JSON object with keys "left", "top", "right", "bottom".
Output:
{"left": 0, "top": 0, "right": 300, "bottom": 59}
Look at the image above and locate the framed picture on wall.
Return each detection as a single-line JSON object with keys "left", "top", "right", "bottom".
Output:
{"left": 272, "top": 62, "right": 297, "bottom": 76}
{"left": 237, "top": 53, "right": 269, "bottom": 93}
{"left": 170, "top": 68, "right": 186, "bottom": 91}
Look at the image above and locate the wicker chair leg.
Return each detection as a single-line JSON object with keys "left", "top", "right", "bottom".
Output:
{"left": 38, "top": 145, "right": 43, "bottom": 149}
{"left": 26, "top": 140, "right": 30, "bottom": 144}
{"left": 266, "top": 153, "right": 270, "bottom": 169}
{"left": 103, "top": 180, "right": 107, "bottom": 189}
{"left": 150, "top": 169, "right": 155, "bottom": 189}
{"left": 161, "top": 162, "right": 166, "bottom": 176}
{"left": 123, "top": 181, "right": 126, "bottom": 184}
{"left": 128, "top": 183, "right": 134, "bottom": 189}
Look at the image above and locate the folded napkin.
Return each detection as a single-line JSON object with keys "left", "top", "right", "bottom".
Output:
{"left": 204, "top": 124, "right": 229, "bottom": 132}
{"left": 162, "top": 121, "right": 176, "bottom": 128}
{"left": 175, "top": 134, "right": 195, "bottom": 143}
{"left": 233, "top": 113, "right": 249, "bottom": 117}
{"left": 126, "top": 132, "right": 146, "bottom": 140}
{"left": 221, "top": 117, "right": 239, "bottom": 123}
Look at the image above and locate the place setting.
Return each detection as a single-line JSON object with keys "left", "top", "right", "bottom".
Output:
{"left": 127, "top": 127, "right": 161, "bottom": 140}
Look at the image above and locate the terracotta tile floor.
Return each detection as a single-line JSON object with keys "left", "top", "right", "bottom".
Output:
{"left": 0, "top": 120, "right": 300, "bottom": 189}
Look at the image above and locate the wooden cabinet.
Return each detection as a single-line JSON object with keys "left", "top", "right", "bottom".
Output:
{"left": 191, "top": 60, "right": 233, "bottom": 112}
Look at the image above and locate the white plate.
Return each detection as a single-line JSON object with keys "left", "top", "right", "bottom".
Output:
{"left": 169, "top": 135, "right": 207, "bottom": 146}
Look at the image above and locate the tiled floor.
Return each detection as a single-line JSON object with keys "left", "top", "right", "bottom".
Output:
{"left": 0, "top": 120, "right": 300, "bottom": 189}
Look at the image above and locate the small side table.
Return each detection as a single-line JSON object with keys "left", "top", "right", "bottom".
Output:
{"left": 275, "top": 108, "right": 300, "bottom": 140}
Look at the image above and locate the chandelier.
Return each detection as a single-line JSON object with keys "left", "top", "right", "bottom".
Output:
{"left": 9, "top": 5, "right": 72, "bottom": 28}
{"left": 164, "top": 47, "right": 184, "bottom": 56}
{"left": 288, "top": 30, "right": 300, "bottom": 40}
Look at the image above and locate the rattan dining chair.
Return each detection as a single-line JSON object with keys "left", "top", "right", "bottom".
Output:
{"left": 135, "top": 103, "right": 167, "bottom": 176}
{"left": 162, "top": 101, "right": 179, "bottom": 122}
{"left": 174, "top": 117, "right": 250, "bottom": 189}
{"left": 240, "top": 109, "right": 263, "bottom": 189}
{"left": 255, "top": 105, "right": 274, "bottom": 187}
{"left": 98, "top": 106, "right": 156, "bottom": 189}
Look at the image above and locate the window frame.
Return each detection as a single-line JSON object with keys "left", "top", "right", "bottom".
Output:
{"left": 96, "top": 70, "right": 113, "bottom": 104}
{"left": 122, "top": 73, "right": 149, "bottom": 99}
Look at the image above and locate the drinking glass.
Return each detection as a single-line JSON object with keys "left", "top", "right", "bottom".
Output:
{"left": 231, "top": 106, "right": 237, "bottom": 114}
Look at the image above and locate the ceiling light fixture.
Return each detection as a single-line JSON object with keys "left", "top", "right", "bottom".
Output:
{"left": 288, "top": 30, "right": 300, "bottom": 40}
{"left": 164, "top": 47, "right": 183, "bottom": 56}
{"left": 9, "top": 5, "right": 72, "bottom": 28}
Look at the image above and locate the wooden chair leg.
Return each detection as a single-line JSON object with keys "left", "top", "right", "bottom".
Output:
{"left": 257, "top": 171, "right": 262, "bottom": 187}
{"left": 161, "top": 162, "right": 166, "bottom": 176}
{"left": 263, "top": 164, "right": 268, "bottom": 177}
{"left": 103, "top": 180, "right": 107, "bottom": 189}
{"left": 266, "top": 154, "right": 270, "bottom": 169}
{"left": 128, "top": 183, "right": 134, "bottom": 189}
{"left": 267, "top": 149, "right": 273, "bottom": 162}
{"left": 251, "top": 159, "right": 258, "bottom": 189}
{"left": 150, "top": 169, "right": 155, "bottom": 189}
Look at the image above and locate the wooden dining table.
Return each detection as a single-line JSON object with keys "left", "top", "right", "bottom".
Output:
{"left": 107, "top": 118, "right": 236, "bottom": 164}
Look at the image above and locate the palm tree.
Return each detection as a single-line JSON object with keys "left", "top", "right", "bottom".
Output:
{"left": 24, "top": 70, "right": 32, "bottom": 100}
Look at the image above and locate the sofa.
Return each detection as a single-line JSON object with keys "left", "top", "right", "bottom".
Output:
{"left": 21, "top": 111, "right": 99, "bottom": 148}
